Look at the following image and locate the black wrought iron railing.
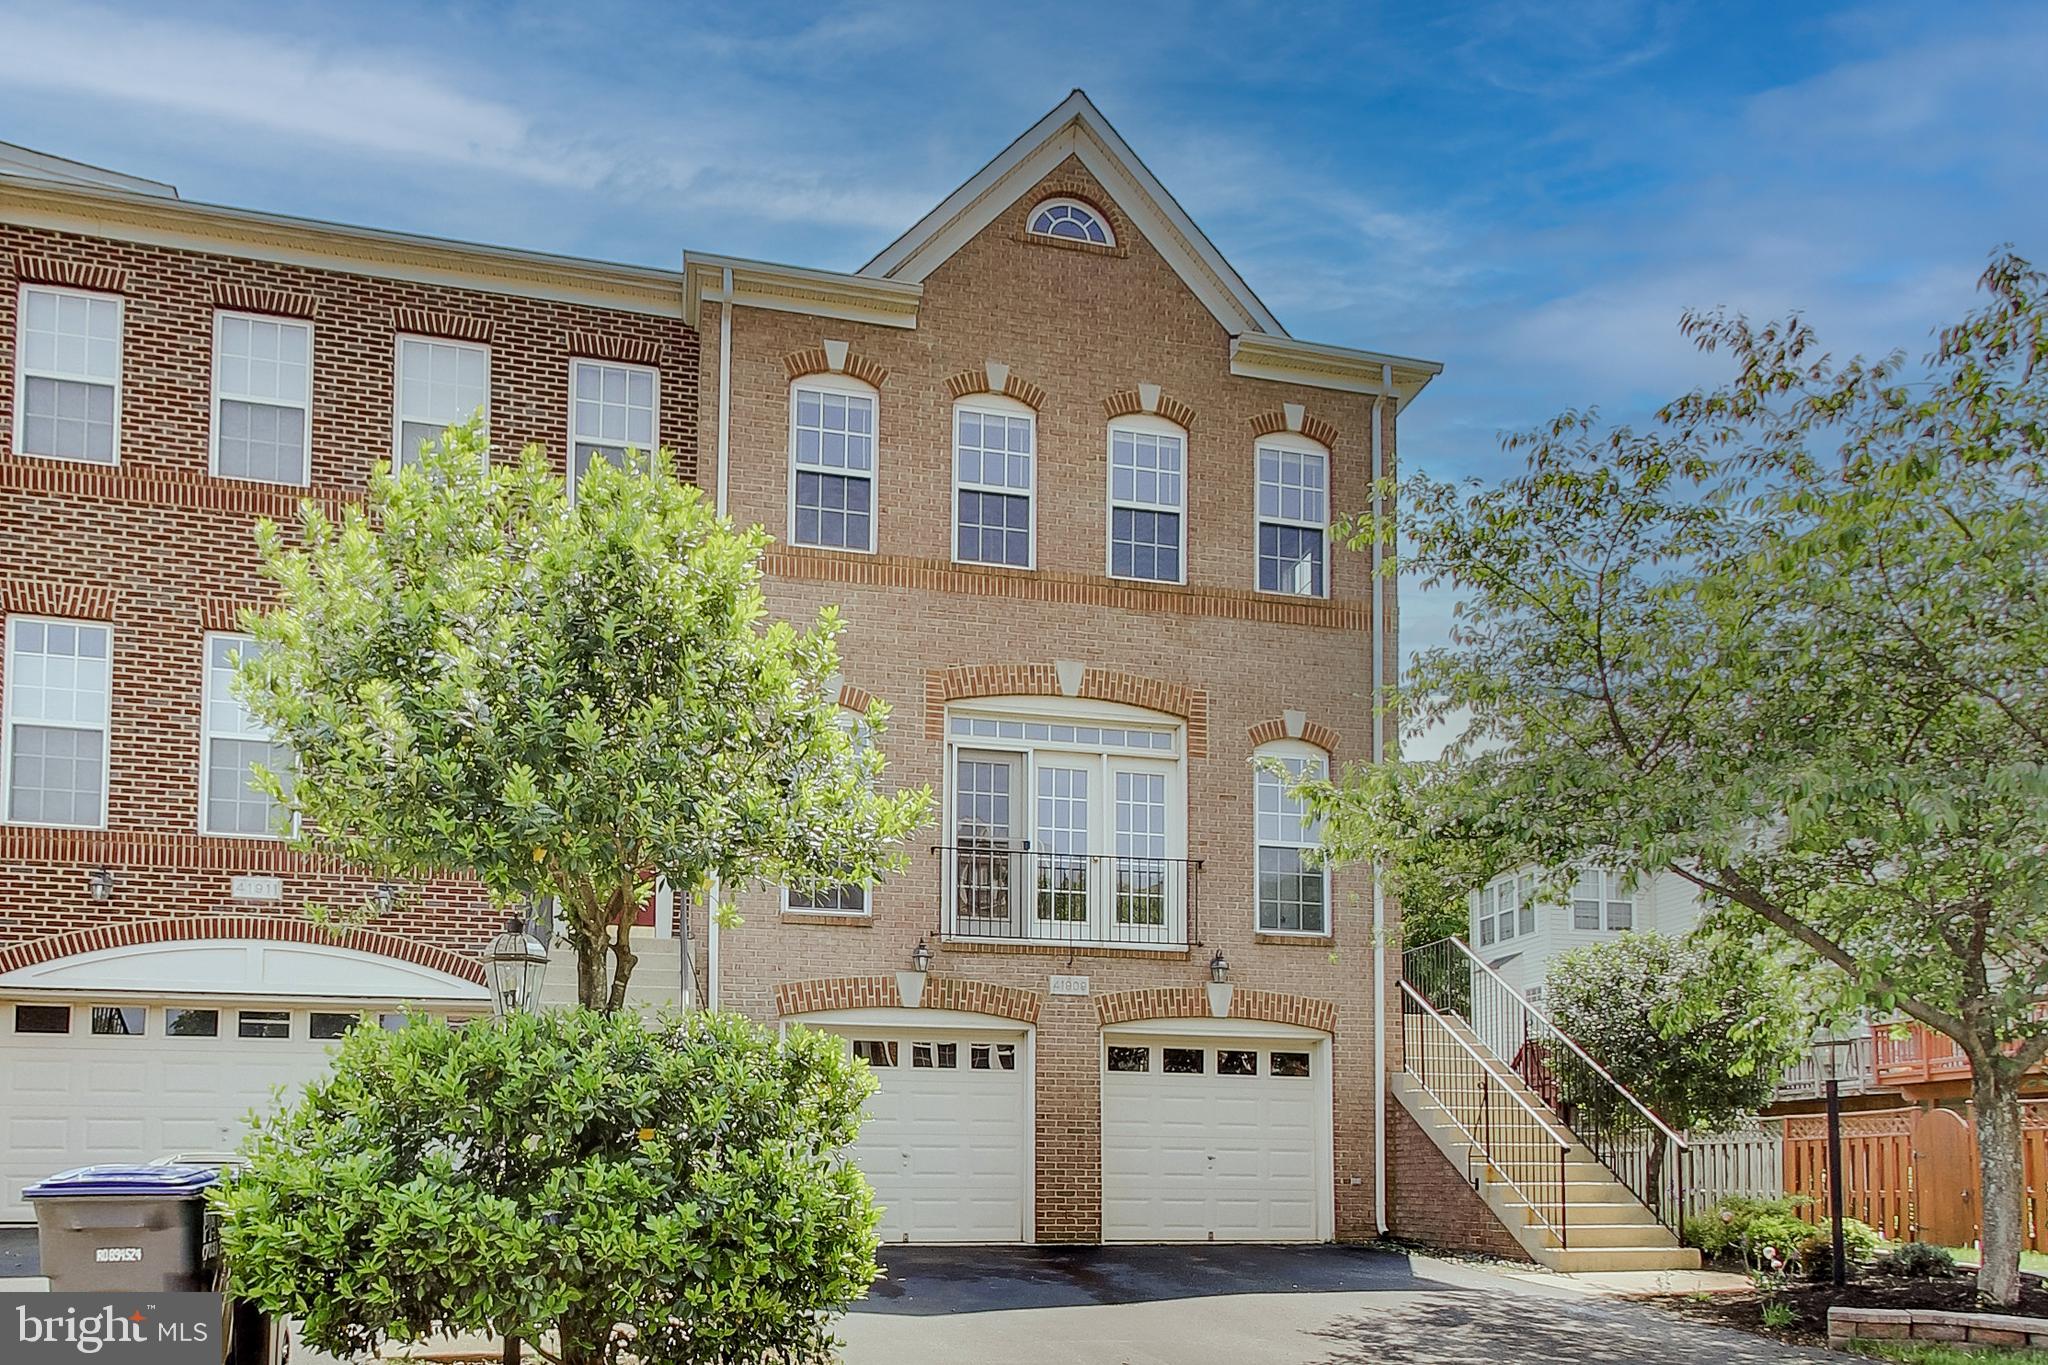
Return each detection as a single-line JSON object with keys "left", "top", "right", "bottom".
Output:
{"left": 932, "top": 845, "right": 1199, "bottom": 949}
{"left": 1401, "top": 935, "right": 1691, "bottom": 1237}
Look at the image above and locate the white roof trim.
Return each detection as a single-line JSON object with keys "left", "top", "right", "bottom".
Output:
{"left": 859, "top": 90, "right": 1287, "bottom": 338}
{"left": 0, "top": 938, "right": 490, "bottom": 1003}
{"left": 0, "top": 141, "right": 178, "bottom": 199}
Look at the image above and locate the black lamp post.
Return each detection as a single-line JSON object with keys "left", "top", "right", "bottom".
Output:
{"left": 1814, "top": 1031, "right": 1856, "bottom": 1286}
{"left": 484, "top": 915, "right": 550, "bottom": 1017}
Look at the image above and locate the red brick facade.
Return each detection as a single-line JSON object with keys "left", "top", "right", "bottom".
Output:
{"left": 0, "top": 217, "right": 695, "bottom": 961}
{"left": 700, "top": 153, "right": 1406, "bottom": 1243}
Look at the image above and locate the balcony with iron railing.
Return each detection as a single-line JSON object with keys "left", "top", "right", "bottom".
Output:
{"left": 933, "top": 844, "right": 1201, "bottom": 950}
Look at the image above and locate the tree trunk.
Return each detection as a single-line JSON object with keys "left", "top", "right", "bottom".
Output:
{"left": 572, "top": 933, "right": 608, "bottom": 1012}
{"left": 605, "top": 924, "right": 638, "bottom": 1014}
{"left": 1974, "top": 1066, "right": 2026, "bottom": 1307}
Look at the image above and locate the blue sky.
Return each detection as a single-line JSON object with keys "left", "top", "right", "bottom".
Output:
{"left": 3, "top": 0, "right": 2042, "bottom": 728}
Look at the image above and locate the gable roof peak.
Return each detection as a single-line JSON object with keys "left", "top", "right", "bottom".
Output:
{"left": 858, "top": 90, "right": 1287, "bottom": 338}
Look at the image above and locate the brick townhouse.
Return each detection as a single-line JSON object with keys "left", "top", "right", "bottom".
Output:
{"left": 0, "top": 94, "right": 1447, "bottom": 1247}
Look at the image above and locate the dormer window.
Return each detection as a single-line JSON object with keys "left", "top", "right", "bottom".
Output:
{"left": 1029, "top": 198, "right": 1112, "bottom": 247}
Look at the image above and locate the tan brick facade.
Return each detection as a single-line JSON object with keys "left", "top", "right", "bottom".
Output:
{"left": 698, "top": 155, "right": 1405, "bottom": 1243}
{"left": 0, "top": 220, "right": 696, "bottom": 961}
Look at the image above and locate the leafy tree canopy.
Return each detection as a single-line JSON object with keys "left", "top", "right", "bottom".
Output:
{"left": 1310, "top": 251, "right": 2048, "bottom": 1302}
{"left": 238, "top": 425, "right": 932, "bottom": 1008}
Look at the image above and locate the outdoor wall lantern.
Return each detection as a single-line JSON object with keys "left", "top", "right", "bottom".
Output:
{"left": 87, "top": 867, "right": 115, "bottom": 902}
{"left": 1209, "top": 949, "right": 1230, "bottom": 983}
{"left": 485, "top": 914, "right": 551, "bottom": 1017}
{"left": 911, "top": 938, "right": 933, "bottom": 974}
{"left": 373, "top": 882, "right": 401, "bottom": 914}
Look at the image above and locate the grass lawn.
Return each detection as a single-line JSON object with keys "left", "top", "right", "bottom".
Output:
{"left": 1942, "top": 1245, "right": 2048, "bottom": 1276}
{"left": 1853, "top": 1345, "right": 2048, "bottom": 1365}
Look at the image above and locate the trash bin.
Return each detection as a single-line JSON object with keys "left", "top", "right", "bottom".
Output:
{"left": 24, "top": 1162, "right": 221, "bottom": 1292}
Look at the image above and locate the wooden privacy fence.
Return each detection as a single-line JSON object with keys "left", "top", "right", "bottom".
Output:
{"left": 1679, "top": 1124, "right": 1785, "bottom": 1218}
{"left": 1783, "top": 1103, "right": 2048, "bottom": 1251}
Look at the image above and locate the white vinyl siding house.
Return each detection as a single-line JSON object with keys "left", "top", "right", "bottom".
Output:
{"left": 1468, "top": 865, "right": 1706, "bottom": 999}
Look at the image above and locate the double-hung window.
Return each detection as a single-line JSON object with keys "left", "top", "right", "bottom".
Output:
{"left": 789, "top": 378, "right": 876, "bottom": 551}
{"left": 15, "top": 284, "right": 121, "bottom": 464}
{"left": 393, "top": 336, "right": 489, "bottom": 470}
{"left": 1107, "top": 418, "right": 1186, "bottom": 583}
{"left": 784, "top": 712, "right": 876, "bottom": 915}
{"left": 200, "top": 634, "right": 293, "bottom": 837}
{"left": 1572, "top": 869, "right": 1634, "bottom": 930}
{"left": 953, "top": 398, "right": 1034, "bottom": 568}
{"left": 1255, "top": 743, "right": 1328, "bottom": 934}
{"left": 212, "top": 312, "right": 312, "bottom": 485}
{"left": 1494, "top": 878, "right": 1518, "bottom": 942}
{"left": 3, "top": 618, "right": 111, "bottom": 828}
{"left": 1256, "top": 436, "right": 1329, "bottom": 596}
{"left": 570, "top": 358, "right": 657, "bottom": 491}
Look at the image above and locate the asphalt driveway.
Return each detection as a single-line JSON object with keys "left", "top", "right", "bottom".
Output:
{"left": 843, "top": 1244, "right": 1837, "bottom": 1365}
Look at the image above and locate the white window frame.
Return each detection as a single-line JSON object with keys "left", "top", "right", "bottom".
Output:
{"left": 209, "top": 310, "right": 313, "bottom": 487}
{"left": 786, "top": 372, "right": 878, "bottom": 554}
{"left": 1254, "top": 431, "right": 1332, "bottom": 600}
{"left": 1254, "top": 739, "right": 1330, "bottom": 937}
{"left": 14, "top": 283, "right": 123, "bottom": 465}
{"left": 391, "top": 334, "right": 491, "bottom": 470}
{"left": 2, "top": 615, "right": 112, "bottom": 830}
{"left": 1028, "top": 197, "right": 1115, "bottom": 247}
{"left": 198, "top": 632, "right": 292, "bottom": 840}
{"left": 940, "top": 696, "right": 1187, "bottom": 948}
{"left": 783, "top": 708, "right": 878, "bottom": 917}
{"left": 1572, "top": 867, "right": 1635, "bottom": 931}
{"left": 567, "top": 357, "right": 660, "bottom": 501}
{"left": 1104, "top": 414, "right": 1188, "bottom": 585}
{"left": 951, "top": 395, "right": 1037, "bottom": 570}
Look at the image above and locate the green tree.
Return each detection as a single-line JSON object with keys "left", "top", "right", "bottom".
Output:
{"left": 1544, "top": 932, "right": 1807, "bottom": 1135}
{"left": 217, "top": 1008, "right": 879, "bottom": 1365}
{"left": 236, "top": 424, "right": 932, "bottom": 1010}
{"left": 1312, "top": 253, "right": 2048, "bottom": 1304}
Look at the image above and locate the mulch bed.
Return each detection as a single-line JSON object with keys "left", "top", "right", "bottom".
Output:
{"left": 1645, "top": 1270, "right": 2048, "bottom": 1346}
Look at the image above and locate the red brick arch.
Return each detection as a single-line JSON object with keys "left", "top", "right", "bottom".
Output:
{"left": 783, "top": 347, "right": 889, "bottom": 389}
{"left": 1020, "top": 181, "right": 1130, "bottom": 258}
{"left": 1094, "top": 986, "right": 1337, "bottom": 1034}
{"left": 943, "top": 367, "right": 1047, "bottom": 411}
{"left": 1248, "top": 716, "right": 1342, "bottom": 755}
{"left": 0, "top": 914, "right": 486, "bottom": 983}
{"left": 1102, "top": 389, "right": 1198, "bottom": 429}
{"left": 922, "top": 664, "right": 1209, "bottom": 757}
{"left": 1249, "top": 410, "right": 1342, "bottom": 451}
{"left": 775, "top": 974, "right": 1041, "bottom": 1024}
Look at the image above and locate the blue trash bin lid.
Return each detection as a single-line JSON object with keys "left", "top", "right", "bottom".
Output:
{"left": 24, "top": 1164, "right": 221, "bottom": 1199}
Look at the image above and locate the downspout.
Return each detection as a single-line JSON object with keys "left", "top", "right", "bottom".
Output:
{"left": 1371, "top": 365, "right": 1391, "bottom": 1234}
{"left": 707, "top": 266, "right": 735, "bottom": 1012}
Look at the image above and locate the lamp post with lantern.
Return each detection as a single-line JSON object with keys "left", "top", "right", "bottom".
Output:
{"left": 483, "top": 914, "right": 550, "bottom": 1018}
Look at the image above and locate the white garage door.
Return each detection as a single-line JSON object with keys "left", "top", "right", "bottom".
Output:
{"left": 1101, "top": 1034, "right": 1325, "bottom": 1242}
{"left": 0, "top": 1000, "right": 473, "bottom": 1222}
{"left": 827, "top": 1026, "right": 1030, "bottom": 1243}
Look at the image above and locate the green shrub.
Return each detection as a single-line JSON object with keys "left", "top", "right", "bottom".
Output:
{"left": 1684, "top": 1194, "right": 1879, "bottom": 1277}
{"left": 215, "top": 1008, "right": 879, "bottom": 1365}
{"left": 1882, "top": 1242, "right": 1958, "bottom": 1278}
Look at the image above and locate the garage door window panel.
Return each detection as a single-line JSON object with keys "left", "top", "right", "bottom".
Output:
{"left": 14, "top": 1003, "right": 70, "bottom": 1034}
{"left": 166, "top": 1008, "right": 218, "bottom": 1037}
{"left": 238, "top": 1010, "right": 290, "bottom": 1040}
{"left": 1163, "top": 1047, "right": 1205, "bottom": 1074}
{"left": 91, "top": 1006, "right": 144, "bottom": 1036}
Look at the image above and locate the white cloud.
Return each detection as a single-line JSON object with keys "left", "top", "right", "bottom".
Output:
{"left": 0, "top": 6, "right": 598, "bottom": 188}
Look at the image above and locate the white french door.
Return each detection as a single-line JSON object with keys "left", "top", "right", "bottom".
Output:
{"left": 947, "top": 742, "right": 1184, "bottom": 946}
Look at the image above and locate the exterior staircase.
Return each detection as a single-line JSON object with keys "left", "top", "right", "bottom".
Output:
{"left": 1396, "top": 943, "right": 1700, "bottom": 1273}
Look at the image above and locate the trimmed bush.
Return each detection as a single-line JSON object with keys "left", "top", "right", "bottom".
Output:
{"left": 1882, "top": 1242, "right": 1959, "bottom": 1278}
{"left": 215, "top": 1008, "right": 879, "bottom": 1365}
{"left": 1684, "top": 1194, "right": 1880, "bottom": 1277}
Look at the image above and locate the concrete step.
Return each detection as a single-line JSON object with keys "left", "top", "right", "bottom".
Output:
{"left": 1540, "top": 1221, "right": 1685, "bottom": 1250}
{"left": 1544, "top": 1244, "right": 1703, "bottom": 1273}
{"left": 537, "top": 935, "right": 688, "bottom": 1011}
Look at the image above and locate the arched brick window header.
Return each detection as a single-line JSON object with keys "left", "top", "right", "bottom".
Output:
{"left": 1094, "top": 985, "right": 1336, "bottom": 1034}
{"left": 1103, "top": 389, "right": 1197, "bottom": 429}
{"left": 784, "top": 346, "right": 889, "bottom": 389}
{"left": 0, "top": 914, "right": 486, "bottom": 984}
{"left": 1248, "top": 716, "right": 1341, "bottom": 755}
{"left": 944, "top": 364, "right": 1046, "bottom": 411}
{"left": 922, "top": 663, "right": 1209, "bottom": 758}
{"left": 1018, "top": 179, "right": 1129, "bottom": 258}
{"left": 837, "top": 683, "right": 878, "bottom": 714}
{"left": 1250, "top": 410, "right": 1341, "bottom": 451}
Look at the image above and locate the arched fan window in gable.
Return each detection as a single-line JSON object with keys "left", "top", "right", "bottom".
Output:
{"left": 1028, "top": 197, "right": 1113, "bottom": 246}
